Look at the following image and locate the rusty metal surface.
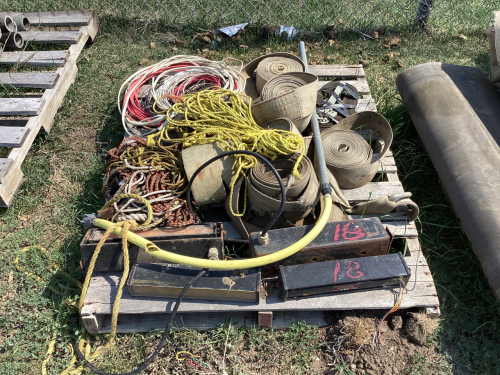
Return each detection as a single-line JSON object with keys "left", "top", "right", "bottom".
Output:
{"left": 80, "top": 223, "right": 224, "bottom": 272}
{"left": 250, "top": 217, "right": 392, "bottom": 276}
{"left": 87, "top": 223, "right": 218, "bottom": 242}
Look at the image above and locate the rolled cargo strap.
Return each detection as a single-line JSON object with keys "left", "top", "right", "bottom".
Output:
{"left": 264, "top": 118, "right": 301, "bottom": 135}
{"left": 252, "top": 72, "right": 318, "bottom": 133}
{"left": 321, "top": 111, "right": 393, "bottom": 189}
{"left": 248, "top": 155, "right": 319, "bottom": 222}
{"left": 182, "top": 143, "right": 234, "bottom": 206}
{"left": 347, "top": 194, "right": 419, "bottom": 222}
{"left": 256, "top": 55, "right": 305, "bottom": 94}
{"left": 241, "top": 52, "right": 306, "bottom": 100}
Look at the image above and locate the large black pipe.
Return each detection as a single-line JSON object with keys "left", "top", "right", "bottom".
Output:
{"left": 396, "top": 62, "right": 500, "bottom": 301}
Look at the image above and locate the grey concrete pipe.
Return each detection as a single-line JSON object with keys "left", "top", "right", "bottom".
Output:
{"left": 396, "top": 62, "right": 500, "bottom": 301}
{"left": 1, "top": 32, "right": 23, "bottom": 48}
{"left": 0, "top": 15, "right": 14, "bottom": 33}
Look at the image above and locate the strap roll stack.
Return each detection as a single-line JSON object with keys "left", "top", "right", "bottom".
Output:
{"left": 255, "top": 55, "right": 305, "bottom": 94}
{"left": 321, "top": 111, "right": 393, "bottom": 189}
{"left": 248, "top": 155, "right": 319, "bottom": 222}
{"left": 182, "top": 142, "right": 234, "bottom": 206}
{"left": 252, "top": 72, "right": 318, "bottom": 133}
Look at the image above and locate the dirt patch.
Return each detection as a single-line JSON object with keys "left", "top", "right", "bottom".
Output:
{"left": 325, "top": 312, "right": 447, "bottom": 375}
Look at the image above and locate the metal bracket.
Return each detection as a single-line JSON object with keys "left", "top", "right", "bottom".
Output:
{"left": 80, "top": 213, "right": 97, "bottom": 231}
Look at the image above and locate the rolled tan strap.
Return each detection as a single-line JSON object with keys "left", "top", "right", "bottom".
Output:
{"left": 348, "top": 195, "right": 419, "bottom": 222}
{"left": 182, "top": 143, "right": 234, "bottom": 206}
{"left": 321, "top": 111, "right": 393, "bottom": 188}
{"left": 241, "top": 52, "right": 306, "bottom": 100}
{"left": 256, "top": 55, "right": 305, "bottom": 94}
{"left": 247, "top": 155, "right": 319, "bottom": 222}
{"left": 225, "top": 176, "right": 263, "bottom": 240}
{"left": 251, "top": 72, "right": 318, "bottom": 133}
{"left": 264, "top": 118, "right": 301, "bottom": 135}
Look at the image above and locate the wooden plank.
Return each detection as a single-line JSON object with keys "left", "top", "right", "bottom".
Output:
{"left": 0, "top": 98, "right": 44, "bottom": 116}
{"left": 356, "top": 97, "right": 377, "bottom": 112}
{"left": 0, "top": 50, "right": 68, "bottom": 66}
{"left": 385, "top": 221, "right": 418, "bottom": 238}
{"left": 342, "top": 181, "right": 405, "bottom": 201}
{"left": 83, "top": 310, "right": 331, "bottom": 334}
{"left": 82, "top": 273, "right": 438, "bottom": 317}
{"left": 0, "top": 127, "right": 30, "bottom": 147}
{"left": 0, "top": 72, "right": 59, "bottom": 89}
{"left": 24, "top": 10, "right": 94, "bottom": 26}
{"left": 0, "top": 158, "right": 13, "bottom": 183}
{"left": 0, "top": 18, "right": 97, "bottom": 206}
{"left": 309, "top": 64, "right": 365, "bottom": 78}
{"left": 19, "top": 30, "right": 81, "bottom": 44}
{"left": 317, "top": 78, "right": 370, "bottom": 93}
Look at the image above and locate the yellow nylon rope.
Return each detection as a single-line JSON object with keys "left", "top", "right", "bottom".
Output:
{"left": 147, "top": 88, "right": 306, "bottom": 216}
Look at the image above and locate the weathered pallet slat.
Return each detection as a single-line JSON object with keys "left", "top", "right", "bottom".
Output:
{"left": 317, "top": 78, "right": 370, "bottom": 93}
{"left": 19, "top": 30, "right": 81, "bottom": 44}
{"left": 309, "top": 64, "right": 365, "bottom": 78}
{"left": 24, "top": 10, "right": 94, "bottom": 26}
{"left": 0, "top": 98, "right": 44, "bottom": 116}
{"left": 0, "top": 127, "right": 30, "bottom": 147}
{"left": 0, "top": 72, "right": 59, "bottom": 89}
{"left": 0, "top": 51, "right": 69, "bottom": 66}
{"left": 342, "top": 181, "right": 405, "bottom": 201}
{"left": 0, "top": 159, "right": 13, "bottom": 183}
{"left": 0, "top": 11, "right": 98, "bottom": 207}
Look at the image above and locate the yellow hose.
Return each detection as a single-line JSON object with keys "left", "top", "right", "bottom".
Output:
{"left": 93, "top": 195, "right": 333, "bottom": 270}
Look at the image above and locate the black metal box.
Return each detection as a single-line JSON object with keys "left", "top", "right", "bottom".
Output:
{"left": 126, "top": 263, "right": 261, "bottom": 303}
{"left": 279, "top": 252, "right": 411, "bottom": 301}
{"left": 250, "top": 217, "right": 392, "bottom": 276}
{"left": 80, "top": 223, "right": 224, "bottom": 272}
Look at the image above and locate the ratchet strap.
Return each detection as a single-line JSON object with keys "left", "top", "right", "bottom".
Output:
{"left": 347, "top": 194, "right": 419, "bottom": 222}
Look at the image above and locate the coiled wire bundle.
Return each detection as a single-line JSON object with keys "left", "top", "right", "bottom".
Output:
{"left": 118, "top": 55, "right": 246, "bottom": 137}
{"left": 101, "top": 136, "right": 197, "bottom": 228}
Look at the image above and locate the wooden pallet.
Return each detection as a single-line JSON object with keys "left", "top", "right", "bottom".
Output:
{"left": 0, "top": 10, "right": 99, "bottom": 207}
{"left": 81, "top": 64, "right": 440, "bottom": 334}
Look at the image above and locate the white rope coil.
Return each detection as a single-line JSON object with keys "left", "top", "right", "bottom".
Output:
{"left": 118, "top": 55, "right": 247, "bottom": 137}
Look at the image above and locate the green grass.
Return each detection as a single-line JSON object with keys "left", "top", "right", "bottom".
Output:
{"left": 3, "top": 0, "right": 498, "bottom": 32}
{"left": 0, "top": 15, "right": 500, "bottom": 374}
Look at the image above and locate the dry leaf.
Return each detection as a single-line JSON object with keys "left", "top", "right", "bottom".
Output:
{"left": 171, "top": 46, "right": 178, "bottom": 51}
{"left": 397, "top": 60, "right": 404, "bottom": 68}
{"left": 373, "top": 31, "right": 379, "bottom": 39}
{"left": 265, "top": 47, "right": 272, "bottom": 54}
{"left": 328, "top": 39, "right": 335, "bottom": 46}
{"left": 149, "top": 41, "right": 155, "bottom": 49}
{"left": 359, "top": 60, "right": 370, "bottom": 67}
{"left": 202, "top": 36, "right": 211, "bottom": 43}
{"left": 458, "top": 34, "right": 467, "bottom": 40}
{"left": 8, "top": 270, "right": 13, "bottom": 285}
{"left": 139, "top": 58, "right": 149, "bottom": 65}
{"left": 18, "top": 214, "right": 27, "bottom": 222}
{"left": 239, "top": 44, "right": 249, "bottom": 49}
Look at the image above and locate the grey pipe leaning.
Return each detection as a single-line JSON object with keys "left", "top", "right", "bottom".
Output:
{"left": 396, "top": 62, "right": 500, "bottom": 301}
{"left": 299, "top": 41, "right": 331, "bottom": 195}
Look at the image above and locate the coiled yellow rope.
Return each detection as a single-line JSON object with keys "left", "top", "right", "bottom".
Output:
{"left": 147, "top": 88, "right": 305, "bottom": 216}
